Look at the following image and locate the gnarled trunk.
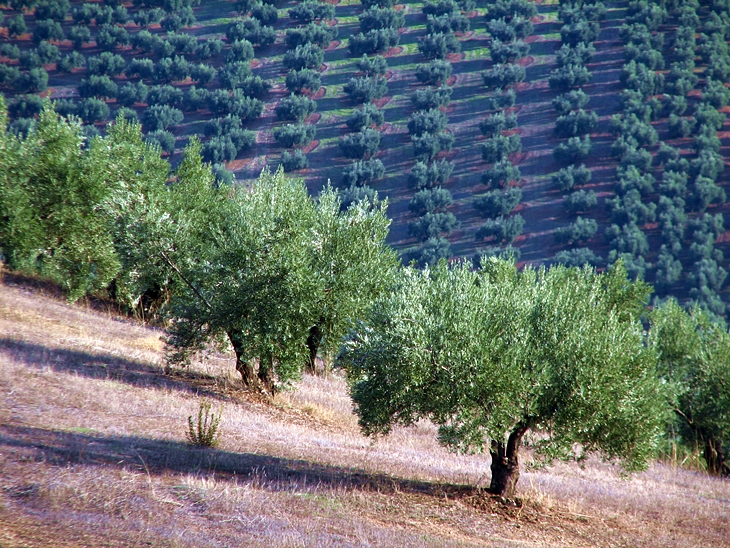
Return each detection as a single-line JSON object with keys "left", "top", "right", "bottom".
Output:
{"left": 305, "top": 322, "right": 323, "bottom": 375}
{"left": 489, "top": 424, "right": 529, "bottom": 498}
{"left": 228, "top": 331, "right": 257, "bottom": 389}
{"left": 704, "top": 435, "right": 729, "bottom": 477}
{"left": 258, "top": 353, "right": 276, "bottom": 394}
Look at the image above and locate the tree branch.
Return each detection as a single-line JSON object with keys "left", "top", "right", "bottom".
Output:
{"left": 158, "top": 249, "right": 213, "bottom": 311}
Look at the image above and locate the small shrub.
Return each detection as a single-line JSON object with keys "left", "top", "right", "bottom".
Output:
{"left": 187, "top": 400, "right": 222, "bottom": 448}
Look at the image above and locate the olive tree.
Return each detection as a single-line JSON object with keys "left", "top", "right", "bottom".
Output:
{"left": 337, "top": 259, "right": 664, "bottom": 497}
{"left": 650, "top": 300, "right": 730, "bottom": 476}
{"left": 164, "top": 164, "right": 398, "bottom": 389}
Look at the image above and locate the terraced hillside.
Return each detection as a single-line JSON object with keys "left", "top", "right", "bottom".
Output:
{"left": 1, "top": 0, "right": 730, "bottom": 314}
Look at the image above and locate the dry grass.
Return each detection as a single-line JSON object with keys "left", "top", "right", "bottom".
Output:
{"left": 1, "top": 279, "right": 729, "bottom": 547}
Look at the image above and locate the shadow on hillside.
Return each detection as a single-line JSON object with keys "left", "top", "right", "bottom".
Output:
{"left": 0, "top": 424, "right": 481, "bottom": 499}
{"left": 0, "top": 338, "right": 227, "bottom": 401}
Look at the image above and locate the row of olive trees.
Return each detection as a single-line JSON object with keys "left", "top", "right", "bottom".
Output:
{"left": 272, "top": 0, "right": 337, "bottom": 171}
{"left": 472, "top": 0, "right": 537, "bottom": 257}
{"left": 611, "top": 0, "right": 729, "bottom": 316}
{"left": 0, "top": 100, "right": 399, "bottom": 388}
{"left": 403, "top": 0, "right": 473, "bottom": 265}
{"left": 2, "top": 102, "right": 729, "bottom": 496}
{"left": 338, "top": 0, "right": 401, "bottom": 209}
{"left": 338, "top": 55, "right": 388, "bottom": 208}
{"left": 547, "top": 0, "right": 604, "bottom": 265}
{"left": 654, "top": 0, "right": 728, "bottom": 316}
{"left": 604, "top": 3, "right": 668, "bottom": 282}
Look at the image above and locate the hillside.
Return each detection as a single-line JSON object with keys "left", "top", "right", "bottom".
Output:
{"left": 1, "top": 275, "right": 730, "bottom": 546}
{"left": 1, "top": 0, "right": 730, "bottom": 313}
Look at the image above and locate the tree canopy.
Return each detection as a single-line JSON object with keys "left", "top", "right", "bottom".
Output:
{"left": 337, "top": 259, "right": 664, "bottom": 496}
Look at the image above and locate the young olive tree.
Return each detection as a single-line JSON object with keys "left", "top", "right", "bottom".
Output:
{"left": 338, "top": 259, "right": 664, "bottom": 497}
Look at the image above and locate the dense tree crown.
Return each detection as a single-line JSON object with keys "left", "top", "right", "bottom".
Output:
{"left": 337, "top": 259, "right": 665, "bottom": 496}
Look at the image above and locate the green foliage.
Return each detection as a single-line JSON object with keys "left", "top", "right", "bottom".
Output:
{"left": 14, "top": 67, "right": 48, "bottom": 93}
{"left": 285, "top": 69, "right": 321, "bottom": 95}
{"left": 145, "top": 129, "right": 176, "bottom": 154}
{"left": 548, "top": 64, "right": 592, "bottom": 91}
{"left": 6, "top": 14, "right": 27, "bottom": 38}
{"left": 289, "top": 0, "right": 335, "bottom": 24}
{"left": 555, "top": 109, "right": 597, "bottom": 137}
{"left": 473, "top": 187, "right": 521, "bottom": 217}
{"left": 163, "top": 166, "right": 396, "bottom": 390}
{"left": 554, "top": 216, "right": 598, "bottom": 245}
{"left": 409, "top": 187, "right": 453, "bottom": 216}
{"left": 553, "top": 247, "right": 601, "bottom": 268}
{"left": 0, "top": 102, "right": 121, "bottom": 300}
{"left": 283, "top": 43, "right": 324, "bottom": 71}
{"left": 481, "top": 134, "right": 521, "bottom": 163}
{"left": 408, "top": 159, "right": 454, "bottom": 189}
{"left": 346, "top": 104, "right": 384, "bottom": 131}
{"left": 360, "top": 6, "right": 405, "bottom": 32}
{"left": 475, "top": 214, "right": 523, "bottom": 244}
{"left": 555, "top": 43, "right": 595, "bottom": 67}
{"left": 651, "top": 301, "right": 730, "bottom": 475}
{"left": 276, "top": 94, "right": 317, "bottom": 122}
{"left": 344, "top": 76, "right": 388, "bottom": 104}
{"left": 479, "top": 111, "right": 517, "bottom": 137}
{"left": 481, "top": 160, "right": 520, "bottom": 188}
{"left": 553, "top": 136, "right": 591, "bottom": 165}
{"left": 482, "top": 63, "right": 525, "bottom": 89}
{"left": 281, "top": 149, "right": 308, "bottom": 172}
{"left": 411, "top": 86, "right": 452, "bottom": 110}
{"left": 273, "top": 123, "right": 316, "bottom": 148}
{"left": 226, "top": 39, "right": 255, "bottom": 64}
{"left": 552, "top": 164, "right": 591, "bottom": 192}
{"left": 340, "top": 128, "right": 381, "bottom": 159}
{"left": 79, "top": 75, "right": 118, "bottom": 100}
{"left": 412, "top": 131, "right": 454, "bottom": 162}
{"left": 487, "top": 17, "right": 533, "bottom": 42}
{"left": 417, "top": 236, "right": 451, "bottom": 266}
{"left": 32, "top": 18, "right": 64, "bottom": 44}
{"left": 186, "top": 399, "right": 222, "bottom": 447}
{"left": 427, "top": 12, "right": 469, "bottom": 34}
{"left": 342, "top": 158, "right": 385, "bottom": 186}
{"left": 87, "top": 52, "right": 126, "bottom": 77}
{"left": 251, "top": 2, "right": 277, "bottom": 25}
{"left": 144, "top": 105, "right": 184, "bottom": 131}
{"left": 357, "top": 54, "right": 388, "bottom": 77}
{"left": 338, "top": 259, "right": 663, "bottom": 496}
{"left": 349, "top": 28, "right": 399, "bottom": 56}
{"left": 563, "top": 189, "right": 597, "bottom": 215}
{"left": 490, "top": 39, "right": 529, "bottom": 64}
{"left": 416, "top": 60, "right": 453, "bottom": 86}
{"left": 226, "top": 17, "right": 276, "bottom": 47}
{"left": 418, "top": 32, "right": 461, "bottom": 60}
{"left": 408, "top": 108, "right": 447, "bottom": 136}
{"left": 409, "top": 211, "right": 459, "bottom": 240}
{"left": 77, "top": 98, "right": 110, "bottom": 124}
{"left": 286, "top": 22, "right": 338, "bottom": 49}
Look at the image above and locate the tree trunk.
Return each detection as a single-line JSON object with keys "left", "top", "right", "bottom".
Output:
{"left": 258, "top": 353, "right": 276, "bottom": 394}
{"left": 489, "top": 424, "right": 529, "bottom": 498}
{"left": 704, "top": 435, "right": 729, "bottom": 476}
{"left": 305, "top": 322, "right": 322, "bottom": 375}
{"left": 228, "top": 331, "right": 258, "bottom": 389}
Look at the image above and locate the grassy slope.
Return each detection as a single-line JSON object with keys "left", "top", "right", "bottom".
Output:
{"left": 1, "top": 277, "right": 730, "bottom": 547}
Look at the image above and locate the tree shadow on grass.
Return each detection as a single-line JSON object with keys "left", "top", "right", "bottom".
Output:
{"left": 0, "top": 424, "right": 481, "bottom": 499}
{"left": 0, "top": 338, "right": 227, "bottom": 401}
